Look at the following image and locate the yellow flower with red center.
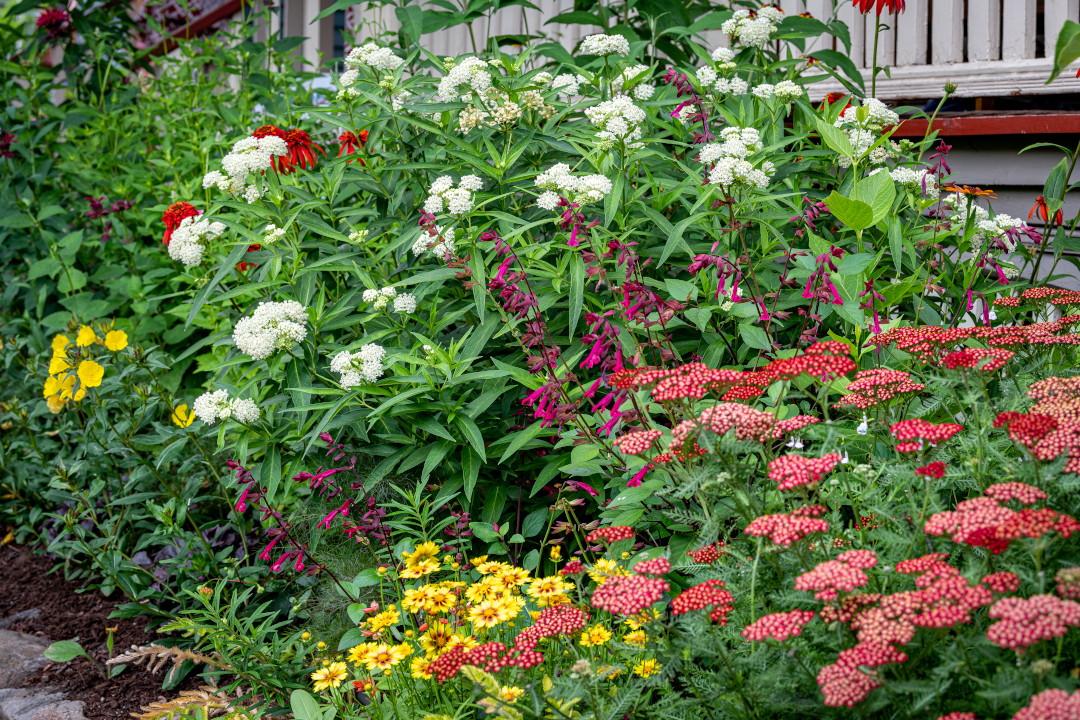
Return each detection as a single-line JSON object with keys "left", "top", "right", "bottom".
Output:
{"left": 588, "top": 558, "right": 626, "bottom": 585}
{"left": 495, "top": 566, "right": 530, "bottom": 588}
{"left": 410, "top": 656, "right": 433, "bottom": 679}
{"left": 633, "top": 658, "right": 661, "bottom": 678}
{"left": 363, "top": 643, "right": 411, "bottom": 674}
{"left": 465, "top": 575, "right": 501, "bottom": 603}
{"left": 445, "top": 633, "right": 478, "bottom": 653}
{"left": 425, "top": 586, "right": 457, "bottom": 613}
{"left": 400, "top": 557, "right": 439, "bottom": 579}
{"left": 579, "top": 624, "right": 612, "bottom": 647}
{"left": 527, "top": 575, "right": 572, "bottom": 601}
{"left": 475, "top": 559, "right": 508, "bottom": 575}
{"left": 311, "top": 661, "right": 348, "bottom": 691}
{"left": 624, "top": 630, "right": 648, "bottom": 647}
{"left": 402, "top": 585, "right": 436, "bottom": 613}
{"left": 366, "top": 607, "right": 400, "bottom": 634}
{"left": 347, "top": 642, "right": 377, "bottom": 665}
{"left": 468, "top": 597, "right": 513, "bottom": 629}
{"left": 404, "top": 541, "right": 440, "bottom": 565}
{"left": 499, "top": 686, "right": 524, "bottom": 703}
{"left": 420, "top": 621, "right": 465, "bottom": 658}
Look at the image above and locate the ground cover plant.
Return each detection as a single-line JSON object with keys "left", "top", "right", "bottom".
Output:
{"left": 4, "top": 0, "right": 1080, "bottom": 718}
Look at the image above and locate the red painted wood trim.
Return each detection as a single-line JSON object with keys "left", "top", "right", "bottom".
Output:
{"left": 146, "top": 0, "right": 243, "bottom": 57}
{"left": 891, "top": 113, "right": 1080, "bottom": 138}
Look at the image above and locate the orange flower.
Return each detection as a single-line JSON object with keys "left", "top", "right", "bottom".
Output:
{"left": 1029, "top": 195, "right": 1063, "bottom": 226}
{"left": 944, "top": 184, "right": 997, "bottom": 198}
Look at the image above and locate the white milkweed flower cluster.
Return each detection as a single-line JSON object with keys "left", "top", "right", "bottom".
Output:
{"left": 424, "top": 175, "right": 483, "bottom": 215}
{"left": 833, "top": 99, "right": 901, "bottom": 167}
{"left": 346, "top": 42, "right": 404, "bottom": 73}
{"left": 751, "top": 83, "right": 774, "bottom": 99}
{"left": 713, "top": 76, "right": 749, "bottom": 96}
{"left": 580, "top": 33, "right": 630, "bottom": 56}
{"left": 721, "top": 7, "right": 783, "bottom": 47}
{"left": 167, "top": 216, "right": 226, "bottom": 267}
{"left": 192, "top": 389, "right": 260, "bottom": 425}
{"left": 752, "top": 81, "right": 803, "bottom": 101}
{"left": 330, "top": 344, "right": 386, "bottom": 387}
{"left": 835, "top": 98, "right": 900, "bottom": 132}
{"left": 263, "top": 223, "right": 286, "bottom": 244}
{"left": 552, "top": 73, "right": 588, "bottom": 99}
{"left": 711, "top": 47, "right": 736, "bottom": 70}
{"left": 347, "top": 229, "right": 368, "bottom": 245}
{"left": 584, "top": 96, "right": 646, "bottom": 149}
{"left": 233, "top": 300, "right": 308, "bottom": 360}
{"left": 361, "top": 286, "right": 417, "bottom": 313}
{"left": 412, "top": 226, "right": 457, "bottom": 262}
{"left": 533, "top": 71, "right": 554, "bottom": 87}
{"left": 698, "top": 127, "right": 774, "bottom": 190}
{"left": 612, "top": 65, "right": 655, "bottom": 101}
{"left": 203, "top": 135, "right": 287, "bottom": 203}
{"left": 697, "top": 66, "right": 719, "bottom": 88}
{"left": 890, "top": 167, "right": 939, "bottom": 200}
{"left": 438, "top": 57, "right": 492, "bottom": 101}
{"left": 535, "top": 163, "right": 613, "bottom": 209}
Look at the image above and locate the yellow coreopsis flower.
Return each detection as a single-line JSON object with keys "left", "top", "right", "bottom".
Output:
{"left": 444, "top": 633, "right": 477, "bottom": 653}
{"left": 311, "top": 661, "right": 348, "bottom": 691}
{"left": 347, "top": 642, "right": 377, "bottom": 665}
{"left": 527, "top": 575, "right": 572, "bottom": 601}
{"left": 588, "top": 558, "right": 626, "bottom": 585}
{"left": 475, "top": 559, "right": 509, "bottom": 575}
{"left": 402, "top": 585, "right": 436, "bottom": 614}
{"left": 624, "top": 630, "right": 649, "bottom": 648}
{"left": 419, "top": 622, "right": 458, "bottom": 658}
{"left": 495, "top": 566, "right": 530, "bottom": 588}
{"left": 425, "top": 586, "right": 457, "bottom": 614}
{"left": 579, "top": 625, "right": 612, "bottom": 647}
{"left": 400, "top": 557, "right": 440, "bottom": 579}
{"left": 76, "top": 325, "right": 97, "bottom": 347}
{"left": 465, "top": 575, "right": 501, "bottom": 604}
{"left": 633, "top": 658, "right": 661, "bottom": 678}
{"left": 410, "top": 656, "right": 433, "bottom": 679}
{"left": 405, "top": 541, "right": 440, "bottom": 564}
{"left": 104, "top": 330, "right": 128, "bottom": 351}
{"left": 77, "top": 360, "right": 104, "bottom": 388}
{"left": 48, "top": 357, "right": 71, "bottom": 375}
{"left": 499, "top": 686, "right": 524, "bottom": 703}
{"left": 367, "top": 607, "right": 400, "bottom": 634}
{"left": 363, "top": 643, "right": 411, "bottom": 675}
{"left": 51, "top": 334, "right": 70, "bottom": 357}
{"left": 172, "top": 404, "right": 195, "bottom": 428}
{"left": 468, "top": 597, "right": 512, "bottom": 629}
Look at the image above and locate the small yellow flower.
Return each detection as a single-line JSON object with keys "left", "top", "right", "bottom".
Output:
{"left": 317, "top": 641, "right": 326, "bottom": 650}
{"left": 311, "top": 661, "right": 348, "bottom": 691}
{"left": 367, "top": 608, "right": 400, "bottom": 634}
{"left": 46, "top": 395, "right": 65, "bottom": 414}
{"left": 410, "top": 656, "right": 433, "bottom": 679}
{"left": 588, "top": 558, "right": 626, "bottom": 585}
{"left": 624, "top": 630, "right": 649, "bottom": 647}
{"left": 451, "top": 562, "right": 460, "bottom": 570}
{"left": 495, "top": 566, "right": 530, "bottom": 588}
{"left": 301, "top": 632, "right": 310, "bottom": 641}
{"left": 77, "top": 360, "right": 104, "bottom": 388}
{"left": 104, "top": 330, "right": 128, "bottom": 352}
{"left": 76, "top": 325, "right": 97, "bottom": 347}
{"left": 347, "top": 642, "right": 376, "bottom": 665}
{"left": 499, "top": 686, "right": 524, "bottom": 703}
{"left": 51, "top": 334, "right": 70, "bottom": 356}
{"left": 621, "top": 551, "right": 631, "bottom": 559}
{"left": 579, "top": 625, "right": 612, "bottom": 647}
{"left": 48, "top": 357, "right": 71, "bottom": 375}
{"left": 400, "top": 557, "right": 440, "bottom": 579}
{"left": 550, "top": 545, "right": 562, "bottom": 561}
{"left": 172, "top": 404, "right": 195, "bottom": 428}
{"left": 377, "top": 566, "right": 388, "bottom": 575}
{"left": 476, "top": 559, "right": 509, "bottom": 575}
{"left": 405, "top": 541, "right": 440, "bottom": 564}
{"left": 363, "top": 643, "right": 411, "bottom": 674}
{"left": 44, "top": 375, "right": 63, "bottom": 398}
{"left": 633, "top": 658, "right": 661, "bottom": 678}
{"left": 58, "top": 374, "right": 76, "bottom": 400}
{"left": 405, "top": 629, "right": 415, "bottom": 638}
{"left": 443, "top": 554, "right": 454, "bottom": 563}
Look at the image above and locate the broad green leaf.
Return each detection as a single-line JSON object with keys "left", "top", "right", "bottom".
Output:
{"left": 1048, "top": 20, "right": 1080, "bottom": 83}
{"left": 45, "top": 641, "right": 87, "bottom": 663}
{"left": 738, "top": 323, "right": 771, "bottom": 351}
{"left": 825, "top": 191, "right": 873, "bottom": 232}
{"left": 259, "top": 444, "right": 282, "bottom": 506}
{"left": 291, "top": 691, "right": 323, "bottom": 720}
{"left": 499, "top": 421, "right": 547, "bottom": 463}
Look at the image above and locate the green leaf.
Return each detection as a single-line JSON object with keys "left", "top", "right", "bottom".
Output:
{"left": 291, "top": 690, "right": 322, "bottom": 720}
{"left": 186, "top": 242, "right": 248, "bottom": 329}
{"left": 395, "top": 4, "right": 425, "bottom": 42}
{"left": 499, "top": 421, "right": 546, "bottom": 463}
{"left": 814, "top": 117, "right": 853, "bottom": 157}
{"left": 462, "top": 447, "right": 482, "bottom": 500}
{"left": 739, "top": 323, "right": 771, "bottom": 351}
{"left": 469, "top": 522, "right": 500, "bottom": 542}
{"left": 825, "top": 191, "right": 873, "bottom": 232}
{"left": 1048, "top": 20, "right": 1080, "bottom": 83}
{"left": 659, "top": 216, "right": 696, "bottom": 265}
{"left": 353, "top": 568, "right": 382, "bottom": 588}
{"left": 568, "top": 253, "right": 584, "bottom": 342}
{"left": 889, "top": 216, "right": 903, "bottom": 274}
{"left": 837, "top": 252, "right": 875, "bottom": 276}
{"left": 28, "top": 258, "right": 62, "bottom": 280}
{"left": 45, "top": 641, "right": 87, "bottom": 663}
{"left": 57, "top": 268, "right": 87, "bottom": 293}
{"left": 860, "top": 171, "right": 897, "bottom": 225}
{"left": 453, "top": 415, "right": 486, "bottom": 462}
{"left": 260, "top": 445, "right": 282, "bottom": 506}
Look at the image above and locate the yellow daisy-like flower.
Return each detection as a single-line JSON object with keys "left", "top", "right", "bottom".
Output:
{"left": 468, "top": 598, "right": 512, "bottom": 629}
{"left": 465, "top": 576, "right": 502, "bottom": 604}
{"left": 444, "top": 633, "right": 478, "bottom": 653}
{"left": 597, "top": 665, "right": 622, "bottom": 679}
{"left": 402, "top": 585, "right": 436, "bottom": 613}
{"left": 579, "top": 625, "right": 612, "bottom": 647}
{"left": 399, "top": 557, "right": 440, "bottom": 579}
{"left": 46, "top": 395, "right": 65, "bottom": 414}
{"left": 499, "top": 686, "right": 524, "bottom": 703}
{"left": 495, "top": 566, "right": 530, "bottom": 588}
{"left": 588, "top": 558, "right": 626, "bottom": 585}
{"left": 624, "top": 609, "right": 661, "bottom": 630}
{"left": 172, "top": 404, "right": 195, "bottom": 428}
{"left": 58, "top": 374, "right": 77, "bottom": 401}
{"left": 311, "top": 661, "right": 348, "bottom": 691}
{"left": 405, "top": 541, "right": 440, "bottom": 564}
{"left": 419, "top": 622, "right": 458, "bottom": 658}
{"left": 104, "top": 330, "right": 128, "bottom": 352}
{"left": 44, "top": 375, "right": 63, "bottom": 398}
{"left": 51, "top": 334, "right": 70, "bottom": 357}
{"left": 538, "top": 593, "right": 572, "bottom": 609}
{"left": 527, "top": 575, "right": 572, "bottom": 601}
{"left": 475, "top": 559, "right": 509, "bottom": 575}
{"left": 410, "top": 656, "right": 433, "bottom": 679}
{"left": 347, "top": 642, "right": 377, "bottom": 665}
{"left": 624, "top": 630, "right": 649, "bottom": 648}
{"left": 77, "top": 360, "right": 104, "bottom": 388}
{"left": 425, "top": 586, "right": 457, "bottom": 614}
{"left": 48, "top": 357, "right": 71, "bottom": 375}
{"left": 470, "top": 554, "right": 488, "bottom": 567}
{"left": 366, "top": 608, "right": 400, "bottom": 634}
{"left": 363, "top": 643, "right": 412, "bottom": 674}
{"left": 503, "top": 594, "right": 526, "bottom": 618}
{"left": 76, "top": 325, "right": 98, "bottom": 347}
{"left": 633, "top": 658, "right": 661, "bottom": 678}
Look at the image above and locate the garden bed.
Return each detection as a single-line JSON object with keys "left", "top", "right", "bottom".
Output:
{"left": 0, "top": 545, "right": 197, "bottom": 720}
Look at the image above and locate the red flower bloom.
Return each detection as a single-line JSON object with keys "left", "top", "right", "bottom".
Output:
{"left": 281, "top": 129, "right": 325, "bottom": 174}
{"left": 0, "top": 131, "right": 16, "bottom": 158}
{"left": 1029, "top": 195, "right": 1063, "bottom": 227}
{"left": 670, "top": 579, "right": 734, "bottom": 624}
{"left": 36, "top": 8, "right": 70, "bottom": 39}
{"left": 591, "top": 574, "right": 669, "bottom": 616}
{"left": 161, "top": 202, "right": 200, "bottom": 246}
{"left": 338, "top": 130, "right": 369, "bottom": 165}
{"left": 914, "top": 461, "right": 946, "bottom": 479}
{"left": 853, "top": 0, "right": 905, "bottom": 14}
{"left": 742, "top": 609, "right": 816, "bottom": 642}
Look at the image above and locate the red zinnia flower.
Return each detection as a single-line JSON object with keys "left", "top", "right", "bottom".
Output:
{"left": 161, "top": 201, "right": 200, "bottom": 246}
{"left": 853, "top": 0, "right": 905, "bottom": 14}
{"left": 1029, "top": 195, "right": 1063, "bottom": 227}
{"left": 338, "top": 130, "right": 369, "bottom": 165}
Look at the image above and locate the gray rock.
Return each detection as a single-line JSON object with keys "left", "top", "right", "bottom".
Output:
{"left": 0, "top": 631, "right": 49, "bottom": 689}
{"left": 0, "top": 610, "right": 41, "bottom": 631}
{"left": 0, "top": 689, "right": 85, "bottom": 720}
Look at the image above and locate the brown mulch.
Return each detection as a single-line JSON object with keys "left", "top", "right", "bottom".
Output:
{"left": 0, "top": 544, "right": 199, "bottom": 720}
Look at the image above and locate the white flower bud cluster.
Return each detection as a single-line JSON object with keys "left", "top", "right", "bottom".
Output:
{"left": 841, "top": 129, "right": 900, "bottom": 167}
{"left": 533, "top": 71, "right": 554, "bottom": 87}
{"left": 203, "top": 135, "right": 287, "bottom": 203}
{"left": 438, "top": 57, "right": 492, "bottom": 101}
{"left": 347, "top": 229, "right": 368, "bottom": 245}
{"left": 232, "top": 300, "right": 308, "bottom": 360}
{"left": 584, "top": 96, "right": 646, "bottom": 149}
{"left": 751, "top": 83, "right": 774, "bottom": 99}
{"left": 890, "top": 167, "right": 939, "bottom": 200}
{"left": 773, "top": 80, "right": 804, "bottom": 102}
{"left": 345, "top": 42, "right": 404, "bottom": 73}
{"left": 580, "top": 33, "right": 630, "bottom": 56}
{"left": 361, "top": 286, "right": 416, "bottom": 313}
{"left": 711, "top": 47, "right": 736, "bottom": 69}
{"left": 490, "top": 100, "right": 523, "bottom": 129}
{"left": 834, "top": 98, "right": 900, "bottom": 132}
{"left": 535, "top": 163, "right": 613, "bottom": 208}
{"left": 192, "top": 389, "right": 260, "bottom": 425}
{"left": 699, "top": 126, "right": 774, "bottom": 190}
{"left": 412, "top": 226, "right": 457, "bottom": 262}
{"left": 458, "top": 106, "right": 490, "bottom": 135}
{"left": 330, "top": 344, "right": 386, "bottom": 387}
{"left": 713, "top": 77, "right": 749, "bottom": 95}
{"left": 424, "top": 175, "right": 483, "bottom": 215}
{"left": 697, "top": 67, "right": 718, "bottom": 88}
{"left": 613, "top": 65, "right": 655, "bottom": 101}
{"left": 167, "top": 216, "right": 226, "bottom": 267}
{"left": 721, "top": 8, "right": 782, "bottom": 47}
{"left": 263, "top": 223, "right": 286, "bottom": 244}
{"left": 552, "top": 73, "right": 588, "bottom": 99}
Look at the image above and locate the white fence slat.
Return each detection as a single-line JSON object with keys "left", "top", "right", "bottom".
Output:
{"left": 1046, "top": 0, "right": 1080, "bottom": 59}
{"left": 931, "top": 0, "right": 963, "bottom": 64}
{"left": 967, "top": 0, "right": 1001, "bottom": 62}
{"left": 894, "top": 0, "right": 928, "bottom": 66}
{"left": 1002, "top": 0, "right": 1037, "bottom": 60}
